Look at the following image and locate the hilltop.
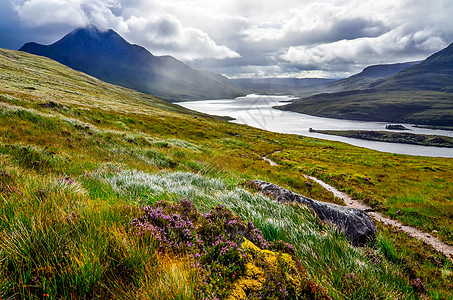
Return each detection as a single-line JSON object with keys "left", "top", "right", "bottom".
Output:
{"left": 281, "top": 43, "right": 453, "bottom": 126}
{"left": 0, "top": 48, "right": 452, "bottom": 299}
{"left": 19, "top": 27, "right": 245, "bottom": 101}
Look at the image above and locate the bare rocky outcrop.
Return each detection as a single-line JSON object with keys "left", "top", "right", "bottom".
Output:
{"left": 248, "top": 180, "right": 377, "bottom": 246}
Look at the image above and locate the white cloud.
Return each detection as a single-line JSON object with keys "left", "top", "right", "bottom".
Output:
{"left": 121, "top": 15, "right": 240, "bottom": 60}
{"left": 12, "top": 0, "right": 240, "bottom": 60}
{"left": 14, "top": 0, "right": 89, "bottom": 27}
{"left": 13, "top": 0, "right": 126, "bottom": 28}
{"left": 8, "top": 0, "right": 453, "bottom": 78}
{"left": 281, "top": 25, "right": 449, "bottom": 71}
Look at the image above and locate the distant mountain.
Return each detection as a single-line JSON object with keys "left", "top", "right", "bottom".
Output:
{"left": 370, "top": 43, "right": 453, "bottom": 92}
{"left": 232, "top": 78, "right": 335, "bottom": 90}
{"left": 231, "top": 78, "right": 337, "bottom": 98}
{"left": 19, "top": 27, "right": 245, "bottom": 101}
{"left": 280, "top": 43, "right": 453, "bottom": 126}
{"left": 329, "top": 61, "right": 420, "bottom": 91}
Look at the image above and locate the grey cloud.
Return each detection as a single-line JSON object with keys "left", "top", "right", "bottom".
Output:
{"left": 253, "top": 17, "right": 389, "bottom": 51}
{"left": 2, "top": 0, "right": 453, "bottom": 79}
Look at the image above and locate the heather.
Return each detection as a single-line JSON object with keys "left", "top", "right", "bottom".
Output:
{"left": 131, "top": 198, "right": 330, "bottom": 299}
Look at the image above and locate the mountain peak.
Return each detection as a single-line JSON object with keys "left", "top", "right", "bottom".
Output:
{"left": 51, "top": 27, "right": 132, "bottom": 54}
{"left": 19, "top": 28, "right": 244, "bottom": 101}
{"left": 67, "top": 27, "right": 122, "bottom": 41}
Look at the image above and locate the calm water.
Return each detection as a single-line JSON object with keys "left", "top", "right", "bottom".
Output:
{"left": 178, "top": 94, "right": 453, "bottom": 158}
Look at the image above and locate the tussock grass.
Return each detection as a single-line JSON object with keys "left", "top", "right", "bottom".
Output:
{"left": 1, "top": 47, "right": 452, "bottom": 298}
{"left": 96, "top": 168, "right": 417, "bottom": 299}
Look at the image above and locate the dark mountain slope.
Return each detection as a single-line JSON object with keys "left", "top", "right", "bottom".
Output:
{"left": 19, "top": 27, "right": 244, "bottom": 101}
{"left": 329, "top": 61, "right": 420, "bottom": 91}
{"left": 371, "top": 43, "right": 453, "bottom": 92}
{"left": 281, "top": 43, "right": 453, "bottom": 126}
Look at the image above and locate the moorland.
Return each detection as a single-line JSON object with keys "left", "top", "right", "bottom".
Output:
{"left": 0, "top": 48, "right": 452, "bottom": 299}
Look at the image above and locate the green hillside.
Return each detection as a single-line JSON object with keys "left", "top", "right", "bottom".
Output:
{"left": 1, "top": 48, "right": 452, "bottom": 299}
{"left": 328, "top": 61, "right": 420, "bottom": 92}
{"left": 281, "top": 43, "right": 453, "bottom": 126}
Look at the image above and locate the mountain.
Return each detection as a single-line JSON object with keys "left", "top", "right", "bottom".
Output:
{"left": 370, "top": 43, "right": 453, "bottom": 92}
{"left": 231, "top": 78, "right": 337, "bottom": 98}
{"left": 328, "top": 61, "right": 420, "bottom": 91}
{"left": 19, "top": 27, "right": 245, "bottom": 101}
{"left": 232, "top": 78, "right": 335, "bottom": 91}
{"left": 281, "top": 43, "right": 453, "bottom": 126}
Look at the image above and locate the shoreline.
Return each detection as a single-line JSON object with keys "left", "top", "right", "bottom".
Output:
{"left": 310, "top": 129, "right": 453, "bottom": 148}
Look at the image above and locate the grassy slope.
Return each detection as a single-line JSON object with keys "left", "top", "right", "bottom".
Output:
{"left": 280, "top": 89, "right": 453, "bottom": 126}
{"left": 1, "top": 48, "right": 453, "bottom": 298}
{"left": 281, "top": 44, "right": 453, "bottom": 126}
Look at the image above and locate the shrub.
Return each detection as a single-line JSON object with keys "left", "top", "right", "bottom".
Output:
{"left": 131, "top": 199, "right": 331, "bottom": 299}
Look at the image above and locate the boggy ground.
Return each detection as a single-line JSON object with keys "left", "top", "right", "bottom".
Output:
{"left": 0, "top": 48, "right": 452, "bottom": 298}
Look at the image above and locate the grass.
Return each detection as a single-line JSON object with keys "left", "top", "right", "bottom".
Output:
{"left": 280, "top": 90, "right": 453, "bottom": 126}
{"left": 0, "top": 47, "right": 452, "bottom": 298}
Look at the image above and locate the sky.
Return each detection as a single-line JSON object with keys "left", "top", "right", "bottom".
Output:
{"left": 1, "top": 0, "right": 452, "bottom": 79}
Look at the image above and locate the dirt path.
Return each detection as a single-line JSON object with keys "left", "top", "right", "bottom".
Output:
{"left": 262, "top": 150, "right": 281, "bottom": 166}
{"left": 262, "top": 154, "right": 453, "bottom": 261}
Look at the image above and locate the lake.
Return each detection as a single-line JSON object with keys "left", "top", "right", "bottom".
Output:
{"left": 178, "top": 94, "right": 453, "bottom": 158}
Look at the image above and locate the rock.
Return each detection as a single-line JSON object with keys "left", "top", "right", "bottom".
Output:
{"left": 248, "top": 180, "right": 377, "bottom": 246}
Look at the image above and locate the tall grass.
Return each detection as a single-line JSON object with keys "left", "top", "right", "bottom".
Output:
{"left": 95, "top": 168, "right": 417, "bottom": 299}
{"left": 0, "top": 169, "right": 205, "bottom": 299}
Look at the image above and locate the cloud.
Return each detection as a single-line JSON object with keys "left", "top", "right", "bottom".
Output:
{"left": 5, "top": 0, "right": 453, "bottom": 78}
{"left": 12, "top": 0, "right": 240, "bottom": 60}
{"left": 122, "top": 15, "right": 240, "bottom": 60}
{"left": 280, "top": 25, "right": 451, "bottom": 74}
{"left": 13, "top": 0, "right": 119, "bottom": 27}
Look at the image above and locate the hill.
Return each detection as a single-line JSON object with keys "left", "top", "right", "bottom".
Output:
{"left": 0, "top": 48, "right": 452, "bottom": 298}
{"left": 371, "top": 43, "right": 453, "bottom": 92}
{"left": 19, "top": 27, "right": 245, "bottom": 101}
{"left": 232, "top": 77, "right": 335, "bottom": 96}
{"left": 281, "top": 43, "right": 453, "bottom": 126}
{"left": 328, "top": 61, "right": 420, "bottom": 91}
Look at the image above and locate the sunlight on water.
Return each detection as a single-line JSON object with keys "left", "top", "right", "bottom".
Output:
{"left": 179, "top": 95, "right": 453, "bottom": 158}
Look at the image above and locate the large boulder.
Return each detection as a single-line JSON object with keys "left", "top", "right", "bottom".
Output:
{"left": 248, "top": 180, "right": 377, "bottom": 246}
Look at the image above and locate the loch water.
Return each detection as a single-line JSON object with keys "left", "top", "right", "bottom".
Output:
{"left": 178, "top": 94, "right": 453, "bottom": 158}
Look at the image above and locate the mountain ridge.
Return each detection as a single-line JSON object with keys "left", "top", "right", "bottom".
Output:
{"left": 19, "top": 27, "right": 245, "bottom": 101}
{"left": 329, "top": 61, "right": 421, "bottom": 91}
{"left": 280, "top": 43, "right": 453, "bottom": 126}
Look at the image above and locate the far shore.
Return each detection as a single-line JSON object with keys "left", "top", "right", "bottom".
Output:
{"left": 311, "top": 129, "right": 453, "bottom": 148}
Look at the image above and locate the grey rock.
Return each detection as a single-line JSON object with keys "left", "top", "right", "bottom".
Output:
{"left": 248, "top": 180, "right": 377, "bottom": 246}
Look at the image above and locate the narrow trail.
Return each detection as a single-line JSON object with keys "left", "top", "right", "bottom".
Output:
{"left": 262, "top": 153, "right": 453, "bottom": 261}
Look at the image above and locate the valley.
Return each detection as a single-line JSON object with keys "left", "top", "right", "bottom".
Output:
{"left": 280, "top": 43, "right": 453, "bottom": 126}
{"left": 0, "top": 47, "right": 452, "bottom": 299}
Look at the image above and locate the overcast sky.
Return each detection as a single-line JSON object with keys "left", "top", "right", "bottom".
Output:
{"left": 1, "top": 0, "right": 452, "bottom": 78}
